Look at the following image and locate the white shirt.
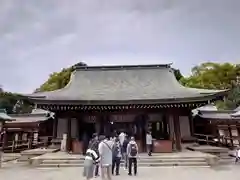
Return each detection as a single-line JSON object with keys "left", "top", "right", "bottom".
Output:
{"left": 98, "top": 139, "right": 113, "bottom": 166}
{"left": 146, "top": 133, "right": 152, "bottom": 145}
{"left": 236, "top": 149, "right": 240, "bottom": 158}
{"left": 119, "top": 132, "right": 125, "bottom": 145}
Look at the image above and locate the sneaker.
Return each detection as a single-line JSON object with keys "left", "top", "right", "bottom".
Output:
{"left": 128, "top": 173, "right": 132, "bottom": 176}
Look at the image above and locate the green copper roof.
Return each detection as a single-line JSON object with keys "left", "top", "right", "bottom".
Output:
{"left": 27, "top": 64, "right": 228, "bottom": 104}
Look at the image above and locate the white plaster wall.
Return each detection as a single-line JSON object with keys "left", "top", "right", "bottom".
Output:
{"left": 179, "top": 116, "right": 191, "bottom": 139}
{"left": 57, "top": 118, "right": 67, "bottom": 138}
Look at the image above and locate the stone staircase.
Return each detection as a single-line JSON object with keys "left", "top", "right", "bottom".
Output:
{"left": 31, "top": 152, "right": 213, "bottom": 168}
{"left": 187, "top": 145, "right": 235, "bottom": 165}
{"left": 218, "top": 152, "right": 236, "bottom": 165}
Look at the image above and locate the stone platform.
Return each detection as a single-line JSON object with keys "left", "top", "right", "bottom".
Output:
{"left": 187, "top": 145, "right": 229, "bottom": 154}
{"left": 31, "top": 150, "right": 218, "bottom": 168}
{"left": 18, "top": 148, "right": 59, "bottom": 163}
{"left": 187, "top": 145, "right": 236, "bottom": 164}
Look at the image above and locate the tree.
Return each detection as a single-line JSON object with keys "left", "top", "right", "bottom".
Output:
{"left": 180, "top": 62, "right": 240, "bottom": 89}
{"left": 0, "top": 92, "right": 32, "bottom": 114}
{"left": 37, "top": 61, "right": 87, "bottom": 92}
{"left": 180, "top": 62, "right": 240, "bottom": 109}
{"left": 173, "top": 68, "right": 183, "bottom": 81}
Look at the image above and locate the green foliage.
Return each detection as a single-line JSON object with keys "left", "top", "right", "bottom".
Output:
{"left": 180, "top": 62, "right": 240, "bottom": 89}
{"left": 180, "top": 62, "right": 240, "bottom": 110}
{"left": 173, "top": 68, "right": 183, "bottom": 81}
{"left": 0, "top": 92, "right": 32, "bottom": 114}
{"left": 37, "top": 62, "right": 87, "bottom": 92}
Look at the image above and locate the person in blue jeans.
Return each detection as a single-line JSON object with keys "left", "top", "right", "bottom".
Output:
{"left": 112, "top": 137, "right": 122, "bottom": 175}
{"left": 122, "top": 135, "right": 129, "bottom": 169}
{"left": 127, "top": 137, "right": 139, "bottom": 176}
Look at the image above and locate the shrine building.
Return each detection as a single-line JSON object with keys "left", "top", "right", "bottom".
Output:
{"left": 26, "top": 64, "right": 227, "bottom": 153}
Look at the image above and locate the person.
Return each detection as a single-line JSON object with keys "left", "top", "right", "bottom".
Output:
{"left": 127, "top": 137, "right": 138, "bottom": 176}
{"left": 83, "top": 147, "right": 100, "bottom": 180}
{"left": 119, "top": 131, "right": 126, "bottom": 146}
{"left": 112, "top": 137, "right": 122, "bottom": 175}
{"left": 146, "top": 131, "right": 153, "bottom": 156}
{"left": 122, "top": 135, "right": 129, "bottom": 170}
{"left": 88, "top": 133, "right": 100, "bottom": 177}
{"left": 235, "top": 146, "right": 240, "bottom": 163}
{"left": 98, "top": 135, "right": 113, "bottom": 180}
{"left": 82, "top": 132, "right": 89, "bottom": 155}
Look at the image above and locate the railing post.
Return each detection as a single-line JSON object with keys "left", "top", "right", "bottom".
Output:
{"left": 12, "top": 140, "right": 15, "bottom": 153}
{"left": 0, "top": 147, "right": 2, "bottom": 168}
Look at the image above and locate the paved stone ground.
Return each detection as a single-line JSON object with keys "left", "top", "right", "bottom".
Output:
{"left": 1, "top": 162, "right": 240, "bottom": 180}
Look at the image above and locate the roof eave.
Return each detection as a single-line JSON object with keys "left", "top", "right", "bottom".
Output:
{"left": 28, "top": 93, "right": 222, "bottom": 105}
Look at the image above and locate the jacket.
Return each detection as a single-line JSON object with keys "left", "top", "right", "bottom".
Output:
{"left": 127, "top": 140, "right": 138, "bottom": 158}
{"left": 88, "top": 138, "right": 100, "bottom": 155}
{"left": 98, "top": 139, "right": 113, "bottom": 165}
{"left": 112, "top": 141, "right": 122, "bottom": 158}
{"left": 85, "top": 149, "right": 100, "bottom": 164}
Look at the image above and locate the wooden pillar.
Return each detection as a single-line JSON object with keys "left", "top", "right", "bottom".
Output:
{"left": 173, "top": 112, "right": 182, "bottom": 151}
{"left": 168, "top": 114, "right": 176, "bottom": 151}
{"left": 2, "top": 129, "right": 7, "bottom": 151}
{"left": 188, "top": 114, "right": 194, "bottom": 136}
{"left": 52, "top": 115, "right": 58, "bottom": 139}
{"left": 228, "top": 124, "right": 234, "bottom": 147}
{"left": 95, "top": 115, "right": 101, "bottom": 135}
{"left": 236, "top": 124, "right": 240, "bottom": 146}
{"left": 66, "top": 118, "right": 72, "bottom": 152}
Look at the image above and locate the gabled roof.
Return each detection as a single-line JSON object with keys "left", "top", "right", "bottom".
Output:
{"left": 26, "top": 64, "right": 228, "bottom": 105}
{"left": 0, "top": 109, "right": 15, "bottom": 121}
{"left": 192, "top": 104, "right": 218, "bottom": 116}
{"left": 235, "top": 106, "right": 240, "bottom": 111}
{"left": 7, "top": 113, "right": 49, "bottom": 124}
{"left": 197, "top": 110, "right": 240, "bottom": 120}
{"left": 7, "top": 109, "right": 51, "bottom": 124}
{"left": 231, "top": 110, "right": 240, "bottom": 117}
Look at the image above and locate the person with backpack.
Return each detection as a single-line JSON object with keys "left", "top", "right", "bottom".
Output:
{"left": 112, "top": 137, "right": 122, "bottom": 175}
{"left": 122, "top": 135, "right": 129, "bottom": 170}
{"left": 127, "top": 136, "right": 138, "bottom": 176}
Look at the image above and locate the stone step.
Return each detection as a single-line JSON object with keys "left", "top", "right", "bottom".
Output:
{"left": 41, "top": 158, "right": 206, "bottom": 165}
{"left": 38, "top": 161, "right": 209, "bottom": 168}
{"left": 35, "top": 156, "right": 208, "bottom": 161}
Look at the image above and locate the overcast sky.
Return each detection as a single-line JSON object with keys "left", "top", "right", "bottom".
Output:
{"left": 0, "top": 0, "right": 240, "bottom": 93}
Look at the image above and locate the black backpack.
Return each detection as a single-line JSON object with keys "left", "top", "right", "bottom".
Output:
{"left": 130, "top": 143, "right": 137, "bottom": 156}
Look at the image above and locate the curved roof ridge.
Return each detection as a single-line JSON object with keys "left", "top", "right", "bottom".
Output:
{"left": 74, "top": 63, "right": 172, "bottom": 71}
